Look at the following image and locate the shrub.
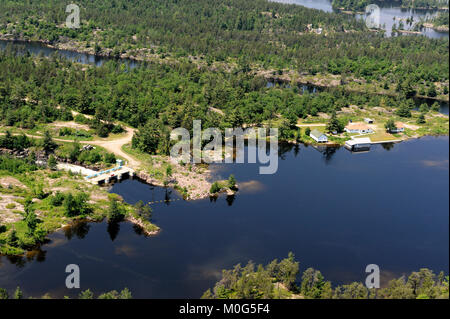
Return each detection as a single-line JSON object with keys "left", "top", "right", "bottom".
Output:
{"left": 103, "top": 153, "right": 116, "bottom": 165}
{"left": 50, "top": 191, "right": 66, "bottom": 207}
{"left": 108, "top": 198, "right": 126, "bottom": 222}
{"left": 210, "top": 182, "right": 222, "bottom": 194}
{"left": 228, "top": 174, "right": 236, "bottom": 189}
{"left": 5, "top": 203, "right": 16, "bottom": 209}
{"left": 63, "top": 192, "right": 90, "bottom": 217}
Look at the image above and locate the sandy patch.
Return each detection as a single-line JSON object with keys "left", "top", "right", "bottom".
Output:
{"left": 51, "top": 121, "right": 90, "bottom": 131}
{"left": 402, "top": 123, "right": 420, "bottom": 130}
{"left": 0, "top": 195, "right": 23, "bottom": 223}
{"left": 0, "top": 177, "right": 27, "bottom": 189}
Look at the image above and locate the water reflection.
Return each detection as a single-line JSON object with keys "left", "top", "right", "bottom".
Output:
{"left": 0, "top": 249, "right": 47, "bottom": 267}
{"left": 63, "top": 221, "right": 90, "bottom": 240}
{"left": 226, "top": 195, "right": 236, "bottom": 206}
{"left": 381, "top": 142, "right": 395, "bottom": 151}
{"left": 107, "top": 222, "right": 121, "bottom": 241}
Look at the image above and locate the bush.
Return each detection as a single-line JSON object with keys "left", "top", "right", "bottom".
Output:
{"left": 63, "top": 192, "right": 90, "bottom": 217}
{"left": 103, "top": 153, "right": 116, "bottom": 165}
{"left": 210, "top": 182, "right": 222, "bottom": 194}
{"left": 50, "top": 191, "right": 66, "bottom": 207}
{"left": 108, "top": 198, "right": 126, "bottom": 222}
{"left": 111, "top": 125, "right": 124, "bottom": 134}
{"left": 228, "top": 174, "right": 236, "bottom": 189}
{"left": 78, "top": 150, "right": 102, "bottom": 164}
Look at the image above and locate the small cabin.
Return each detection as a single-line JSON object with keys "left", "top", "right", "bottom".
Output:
{"left": 310, "top": 129, "right": 328, "bottom": 143}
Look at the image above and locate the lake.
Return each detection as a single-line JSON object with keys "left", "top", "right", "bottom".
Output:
{"left": 0, "top": 137, "right": 448, "bottom": 298}
{"left": 271, "top": 0, "right": 449, "bottom": 39}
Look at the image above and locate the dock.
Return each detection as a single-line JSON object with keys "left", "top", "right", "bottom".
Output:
{"left": 86, "top": 166, "right": 135, "bottom": 184}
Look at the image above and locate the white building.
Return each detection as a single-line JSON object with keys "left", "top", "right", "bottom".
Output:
{"left": 310, "top": 129, "right": 328, "bottom": 143}
{"left": 389, "top": 122, "right": 405, "bottom": 133}
{"left": 345, "top": 122, "right": 374, "bottom": 134}
{"left": 345, "top": 137, "right": 372, "bottom": 151}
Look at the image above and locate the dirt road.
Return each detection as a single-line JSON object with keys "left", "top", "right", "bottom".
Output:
{"left": 2, "top": 126, "right": 140, "bottom": 168}
{"left": 86, "top": 127, "right": 139, "bottom": 168}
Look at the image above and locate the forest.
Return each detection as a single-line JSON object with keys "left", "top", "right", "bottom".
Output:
{"left": 0, "top": 46, "right": 444, "bottom": 154}
{"left": 202, "top": 253, "right": 449, "bottom": 299}
{"left": 0, "top": 0, "right": 448, "bottom": 78}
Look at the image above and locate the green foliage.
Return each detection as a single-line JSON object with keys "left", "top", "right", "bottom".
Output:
{"left": 132, "top": 119, "right": 170, "bottom": 155}
{"left": 0, "top": 131, "right": 32, "bottom": 150}
{"left": 203, "top": 255, "right": 449, "bottom": 299}
{"left": 79, "top": 289, "right": 94, "bottom": 299}
{"left": 103, "top": 152, "right": 116, "bottom": 165}
{"left": 107, "top": 197, "right": 126, "bottom": 222}
{"left": 0, "top": 156, "right": 38, "bottom": 173}
{"left": 431, "top": 102, "right": 441, "bottom": 112}
{"left": 326, "top": 111, "right": 345, "bottom": 133}
{"left": 59, "top": 127, "right": 92, "bottom": 138}
{"left": 0, "top": 286, "right": 133, "bottom": 299}
{"left": 13, "top": 287, "right": 23, "bottom": 299}
{"left": 210, "top": 181, "right": 222, "bottom": 194}
{"left": 301, "top": 268, "right": 330, "bottom": 299}
{"left": 42, "top": 131, "right": 57, "bottom": 153}
{"left": 48, "top": 155, "right": 57, "bottom": 170}
{"left": 50, "top": 191, "right": 66, "bottom": 207}
{"left": 134, "top": 200, "right": 152, "bottom": 220}
{"left": 228, "top": 174, "right": 237, "bottom": 189}
{"left": 63, "top": 192, "right": 90, "bottom": 217}
{"left": 396, "top": 104, "right": 412, "bottom": 118}
{"left": 166, "top": 165, "right": 173, "bottom": 177}
{"left": 385, "top": 119, "right": 397, "bottom": 132}
{"left": 98, "top": 288, "right": 132, "bottom": 299}
{"left": 0, "top": 288, "right": 8, "bottom": 299}
{"left": 417, "top": 113, "right": 426, "bottom": 124}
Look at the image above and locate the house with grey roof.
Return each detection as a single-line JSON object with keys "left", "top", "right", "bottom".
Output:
{"left": 309, "top": 129, "right": 328, "bottom": 143}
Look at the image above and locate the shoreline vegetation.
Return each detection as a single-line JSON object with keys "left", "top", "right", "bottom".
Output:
{"left": 0, "top": 152, "right": 160, "bottom": 256}
{"left": 0, "top": 286, "right": 133, "bottom": 299}
{"left": 202, "top": 253, "right": 449, "bottom": 299}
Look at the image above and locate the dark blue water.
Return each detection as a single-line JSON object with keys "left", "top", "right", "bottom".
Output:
{"left": 0, "top": 137, "right": 448, "bottom": 298}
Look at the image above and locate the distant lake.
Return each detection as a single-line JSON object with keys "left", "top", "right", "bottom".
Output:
{"left": 0, "top": 137, "right": 448, "bottom": 298}
{"left": 271, "top": 0, "right": 449, "bottom": 39}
